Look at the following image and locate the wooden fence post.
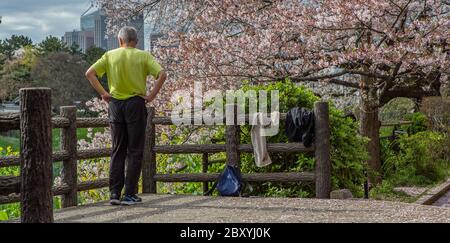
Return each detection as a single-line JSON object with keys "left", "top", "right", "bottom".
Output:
{"left": 142, "top": 107, "right": 156, "bottom": 193}
{"left": 314, "top": 101, "right": 331, "bottom": 199}
{"left": 202, "top": 153, "right": 209, "bottom": 193}
{"left": 60, "top": 106, "right": 78, "bottom": 208}
{"left": 19, "top": 88, "right": 54, "bottom": 223}
{"left": 226, "top": 104, "right": 240, "bottom": 167}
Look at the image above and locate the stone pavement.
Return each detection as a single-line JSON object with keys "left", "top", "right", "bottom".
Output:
{"left": 52, "top": 194, "right": 450, "bottom": 223}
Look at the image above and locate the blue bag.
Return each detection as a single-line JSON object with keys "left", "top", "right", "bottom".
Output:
{"left": 204, "top": 165, "right": 250, "bottom": 197}
{"left": 216, "top": 165, "right": 243, "bottom": 196}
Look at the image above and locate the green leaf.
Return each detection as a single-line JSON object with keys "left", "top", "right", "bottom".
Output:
{"left": 0, "top": 211, "right": 9, "bottom": 220}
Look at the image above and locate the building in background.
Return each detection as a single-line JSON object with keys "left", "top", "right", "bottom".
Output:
{"left": 63, "top": 30, "right": 94, "bottom": 53}
{"left": 63, "top": 30, "right": 79, "bottom": 49}
{"left": 63, "top": 7, "right": 145, "bottom": 53}
{"left": 81, "top": 9, "right": 108, "bottom": 50}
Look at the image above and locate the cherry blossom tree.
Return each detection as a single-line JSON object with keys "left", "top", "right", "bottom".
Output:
{"left": 93, "top": 0, "right": 449, "bottom": 182}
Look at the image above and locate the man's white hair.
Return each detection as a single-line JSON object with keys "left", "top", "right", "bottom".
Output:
{"left": 118, "top": 26, "right": 138, "bottom": 44}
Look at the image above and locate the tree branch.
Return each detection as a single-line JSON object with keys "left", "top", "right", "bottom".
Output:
{"left": 381, "top": 87, "right": 440, "bottom": 105}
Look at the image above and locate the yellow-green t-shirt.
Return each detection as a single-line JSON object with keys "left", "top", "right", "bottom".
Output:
{"left": 91, "top": 47, "right": 162, "bottom": 100}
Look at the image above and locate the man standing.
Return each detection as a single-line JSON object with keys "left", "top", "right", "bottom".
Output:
{"left": 85, "top": 26, "right": 167, "bottom": 205}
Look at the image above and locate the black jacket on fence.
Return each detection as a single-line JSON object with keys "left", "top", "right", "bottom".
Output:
{"left": 284, "top": 107, "right": 314, "bottom": 147}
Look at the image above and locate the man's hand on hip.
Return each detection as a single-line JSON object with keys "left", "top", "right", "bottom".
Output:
{"left": 141, "top": 95, "right": 154, "bottom": 104}
{"left": 101, "top": 93, "right": 112, "bottom": 103}
{"left": 85, "top": 67, "right": 111, "bottom": 103}
{"left": 142, "top": 70, "right": 167, "bottom": 105}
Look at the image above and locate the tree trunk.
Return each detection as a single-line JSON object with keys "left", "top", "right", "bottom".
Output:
{"left": 314, "top": 102, "right": 331, "bottom": 199}
{"left": 20, "top": 88, "right": 54, "bottom": 223}
{"left": 360, "top": 89, "right": 382, "bottom": 184}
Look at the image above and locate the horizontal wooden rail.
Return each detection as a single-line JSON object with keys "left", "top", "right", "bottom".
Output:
{"left": 0, "top": 177, "right": 110, "bottom": 196}
{"left": 75, "top": 118, "right": 109, "bottom": 128}
{"left": 0, "top": 113, "right": 70, "bottom": 131}
{"left": 52, "top": 117, "right": 70, "bottom": 128}
{"left": 153, "top": 113, "right": 288, "bottom": 126}
{"left": 53, "top": 151, "right": 71, "bottom": 162}
{"left": 154, "top": 172, "right": 315, "bottom": 183}
{"left": 0, "top": 176, "right": 20, "bottom": 195}
{"left": 0, "top": 151, "right": 70, "bottom": 168}
{"left": 52, "top": 184, "right": 71, "bottom": 196}
{"left": 77, "top": 148, "right": 111, "bottom": 160}
{"left": 74, "top": 115, "right": 283, "bottom": 127}
{"left": 0, "top": 188, "right": 72, "bottom": 205}
{"left": 0, "top": 114, "right": 110, "bottom": 131}
{"left": 0, "top": 113, "right": 21, "bottom": 132}
{"left": 238, "top": 143, "right": 314, "bottom": 153}
{"left": 153, "top": 143, "right": 313, "bottom": 154}
{"left": 77, "top": 178, "right": 109, "bottom": 191}
{"left": 154, "top": 144, "right": 227, "bottom": 154}
{"left": 0, "top": 178, "right": 109, "bottom": 204}
{"left": 2, "top": 112, "right": 288, "bottom": 131}
{"left": 0, "top": 156, "right": 20, "bottom": 168}
{"left": 0, "top": 148, "right": 114, "bottom": 168}
{"left": 0, "top": 194, "right": 20, "bottom": 204}
{"left": 0, "top": 143, "right": 312, "bottom": 168}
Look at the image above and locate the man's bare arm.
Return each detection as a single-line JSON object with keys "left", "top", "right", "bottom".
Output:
{"left": 85, "top": 67, "right": 112, "bottom": 103}
{"left": 144, "top": 70, "right": 167, "bottom": 104}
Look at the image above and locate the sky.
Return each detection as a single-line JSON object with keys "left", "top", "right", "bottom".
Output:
{"left": 0, "top": 0, "right": 93, "bottom": 43}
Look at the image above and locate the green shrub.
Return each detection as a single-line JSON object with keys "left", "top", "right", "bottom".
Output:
{"left": 405, "top": 112, "right": 428, "bottom": 135}
{"left": 0, "top": 211, "right": 9, "bottom": 220}
{"left": 382, "top": 131, "right": 450, "bottom": 186}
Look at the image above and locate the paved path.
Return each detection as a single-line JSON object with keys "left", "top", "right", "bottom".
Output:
{"left": 52, "top": 194, "right": 450, "bottom": 223}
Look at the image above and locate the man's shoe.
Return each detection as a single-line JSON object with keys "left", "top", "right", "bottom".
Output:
{"left": 121, "top": 194, "right": 142, "bottom": 205}
{"left": 110, "top": 193, "right": 121, "bottom": 205}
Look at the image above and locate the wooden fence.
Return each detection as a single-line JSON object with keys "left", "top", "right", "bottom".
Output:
{"left": 0, "top": 88, "right": 331, "bottom": 223}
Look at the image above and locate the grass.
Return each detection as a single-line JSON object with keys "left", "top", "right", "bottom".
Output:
{"left": 0, "top": 135, "right": 20, "bottom": 151}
